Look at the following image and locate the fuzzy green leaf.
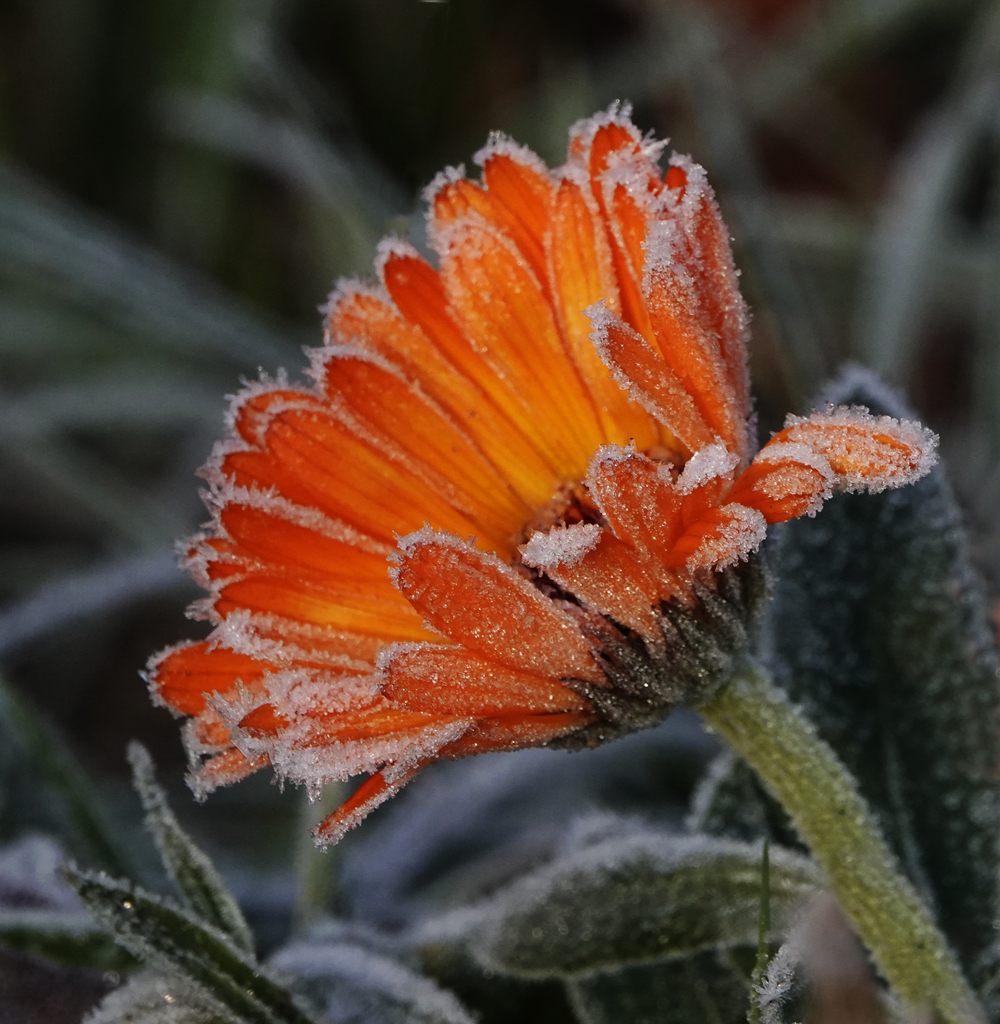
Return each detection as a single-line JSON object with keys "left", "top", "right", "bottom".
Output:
{"left": 60, "top": 865, "right": 319, "bottom": 1024}
{"left": 128, "top": 742, "right": 254, "bottom": 954}
{"left": 468, "top": 834, "right": 818, "bottom": 979}
{"left": 271, "top": 927, "right": 476, "bottom": 1024}
{"left": 766, "top": 368, "right": 1000, "bottom": 980}
{"left": 0, "top": 908, "right": 138, "bottom": 971}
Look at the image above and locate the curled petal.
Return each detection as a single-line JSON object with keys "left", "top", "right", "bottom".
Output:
{"left": 666, "top": 503, "right": 768, "bottom": 570}
{"left": 188, "top": 748, "right": 269, "bottom": 801}
{"left": 728, "top": 442, "right": 835, "bottom": 523}
{"left": 587, "top": 305, "right": 715, "bottom": 459}
{"left": 522, "top": 527, "right": 663, "bottom": 640}
{"left": 770, "top": 407, "right": 937, "bottom": 493}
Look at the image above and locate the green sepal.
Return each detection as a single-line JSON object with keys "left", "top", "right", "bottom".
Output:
{"left": 59, "top": 864, "right": 320, "bottom": 1024}
{"left": 128, "top": 741, "right": 254, "bottom": 954}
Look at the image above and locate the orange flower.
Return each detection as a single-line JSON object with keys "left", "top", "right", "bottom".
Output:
{"left": 146, "top": 105, "right": 935, "bottom": 845}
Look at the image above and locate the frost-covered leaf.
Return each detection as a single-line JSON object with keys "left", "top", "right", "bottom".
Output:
{"left": 128, "top": 742, "right": 254, "bottom": 955}
{"left": 0, "top": 908, "right": 137, "bottom": 971}
{"left": 466, "top": 833, "right": 818, "bottom": 979}
{"left": 566, "top": 950, "right": 749, "bottom": 1024}
{"left": 766, "top": 366, "right": 1000, "bottom": 980}
{"left": 61, "top": 866, "right": 318, "bottom": 1024}
{"left": 270, "top": 919, "right": 475, "bottom": 1024}
{"left": 85, "top": 970, "right": 235, "bottom": 1024}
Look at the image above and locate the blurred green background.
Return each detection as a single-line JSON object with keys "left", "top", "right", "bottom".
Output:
{"left": 2, "top": 0, "right": 1000, "bottom": 1015}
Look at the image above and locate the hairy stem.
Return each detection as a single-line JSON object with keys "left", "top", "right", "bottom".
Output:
{"left": 698, "top": 665, "right": 983, "bottom": 1024}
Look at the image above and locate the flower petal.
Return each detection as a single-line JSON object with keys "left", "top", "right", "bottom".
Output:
{"left": 147, "top": 640, "right": 269, "bottom": 716}
{"left": 727, "top": 442, "right": 835, "bottom": 522}
{"left": 438, "top": 711, "right": 593, "bottom": 757}
{"left": 218, "top": 392, "right": 485, "bottom": 545}
{"left": 548, "top": 176, "right": 662, "bottom": 450}
{"left": 379, "top": 644, "right": 589, "bottom": 716}
{"left": 585, "top": 445, "right": 685, "bottom": 565}
{"left": 521, "top": 527, "right": 662, "bottom": 640}
{"left": 324, "top": 280, "right": 559, "bottom": 511}
{"left": 587, "top": 305, "right": 716, "bottom": 459}
{"left": 391, "top": 528, "right": 604, "bottom": 683}
{"left": 314, "top": 766, "right": 423, "bottom": 847}
{"left": 317, "top": 347, "right": 530, "bottom": 552}
{"left": 769, "top": 407, "right": 938, "bottom": 491}
{"left": 643, "top": 161, "right": 752, "bottom": 463}
{"left": 435, "top": 213, "right": 605, "bottom": 473}
{"left": 666, "top": 503, "right": 767, "bottom": 570}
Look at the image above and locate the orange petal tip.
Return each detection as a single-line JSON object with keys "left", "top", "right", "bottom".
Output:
{"left": 781, "top": 406, "right": 938, "bottom": 493}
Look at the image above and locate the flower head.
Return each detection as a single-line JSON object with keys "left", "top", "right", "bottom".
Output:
{"left": 146, "top": 105, "right": 936, "bottom": 845}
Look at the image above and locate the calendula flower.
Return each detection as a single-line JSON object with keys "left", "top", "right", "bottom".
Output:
{"left": 146, "top": 104, "right": 935, "bottom": 845}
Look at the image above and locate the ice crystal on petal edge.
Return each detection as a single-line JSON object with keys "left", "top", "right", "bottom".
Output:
{"left": 144, "top": 104, "right": 938, "bottom": 845}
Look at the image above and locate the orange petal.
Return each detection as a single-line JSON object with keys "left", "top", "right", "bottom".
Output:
{"left": 314, "top": 765, "right": 424, "bottom": 846}
{"left": 221, "top": 398, "right": 484, "bottom": 545}
{"left": 430, "top": 155, "right": 551, "bottom": 289}
{"left": 665, "top": 503, "right": 767, "bottom": 570}
{"left": 237, "top": 701, "right": 290, "bottom": 737}
{"left": 217, "top": 503, "right": 397, "bottom": 595}
{"left": 587, "top": 306, "right": 716, "bottom": 459}
{"left": 435, "top": 214, "right": 604, "bottom": 474}
{"left": 728, "top": 442, "right": 835, "bottom": 523}
{"left": 324, "top": 281, "right": 559, "bottom": 512}
{"left": 479, "top": 145, "right": 552, "bottom": 278}
{"left": 674, "top": 441, "right": 741, "bottom": 529}
{"left": 769, "top": 408, "right": 937, "bottom": 492}
{"left": 214, "top": 574, "right": 434, "bottom": 642}
{"left": 379, "top": 246, "right": 570, "bottom": 497}
{"left": 581, "top": 117, "right": 661, "bottom": 345}
{"left": 438, "top": 710, "right": 592, "bottom": 757}
{"left": 548, "top": 177, "right": 660, "bottom": 450}
{"left": 188, "top": 710, "right": 231, "bottom": 750}
{"left": 392, "top": 529, "right": 603, "bottom": 684}
{"left": 643, "top": 162, "right": 751, "bottom": 462}
{"left": 670, "top": 158, "right": 751, "bottom": 424}
{"left": 319, "top": 348, "right": 530, "bottom": 552}
{"left": 380, "top": 644, "right": 589, "bottom": 716}
{"left": 217, "top": 611, "right": 387, "bottom": 668}
{"left": 148, "top": 641, "right": 269, "bottom": 716}
{"left": 586, "top": 446, "right": 684, "bottom": 562}
{"left": 188, "top": 747, "right": 269, "bottom": 800}
{"left": 521, "top": 527, "right": 662, "bottom": 640}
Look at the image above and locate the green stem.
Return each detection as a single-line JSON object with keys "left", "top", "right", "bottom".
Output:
{"left": 291, "top": 783, "right": 346, "bottom": 935}
{"left": 698, "top": 665, "right": 984, "bottom": 1024}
